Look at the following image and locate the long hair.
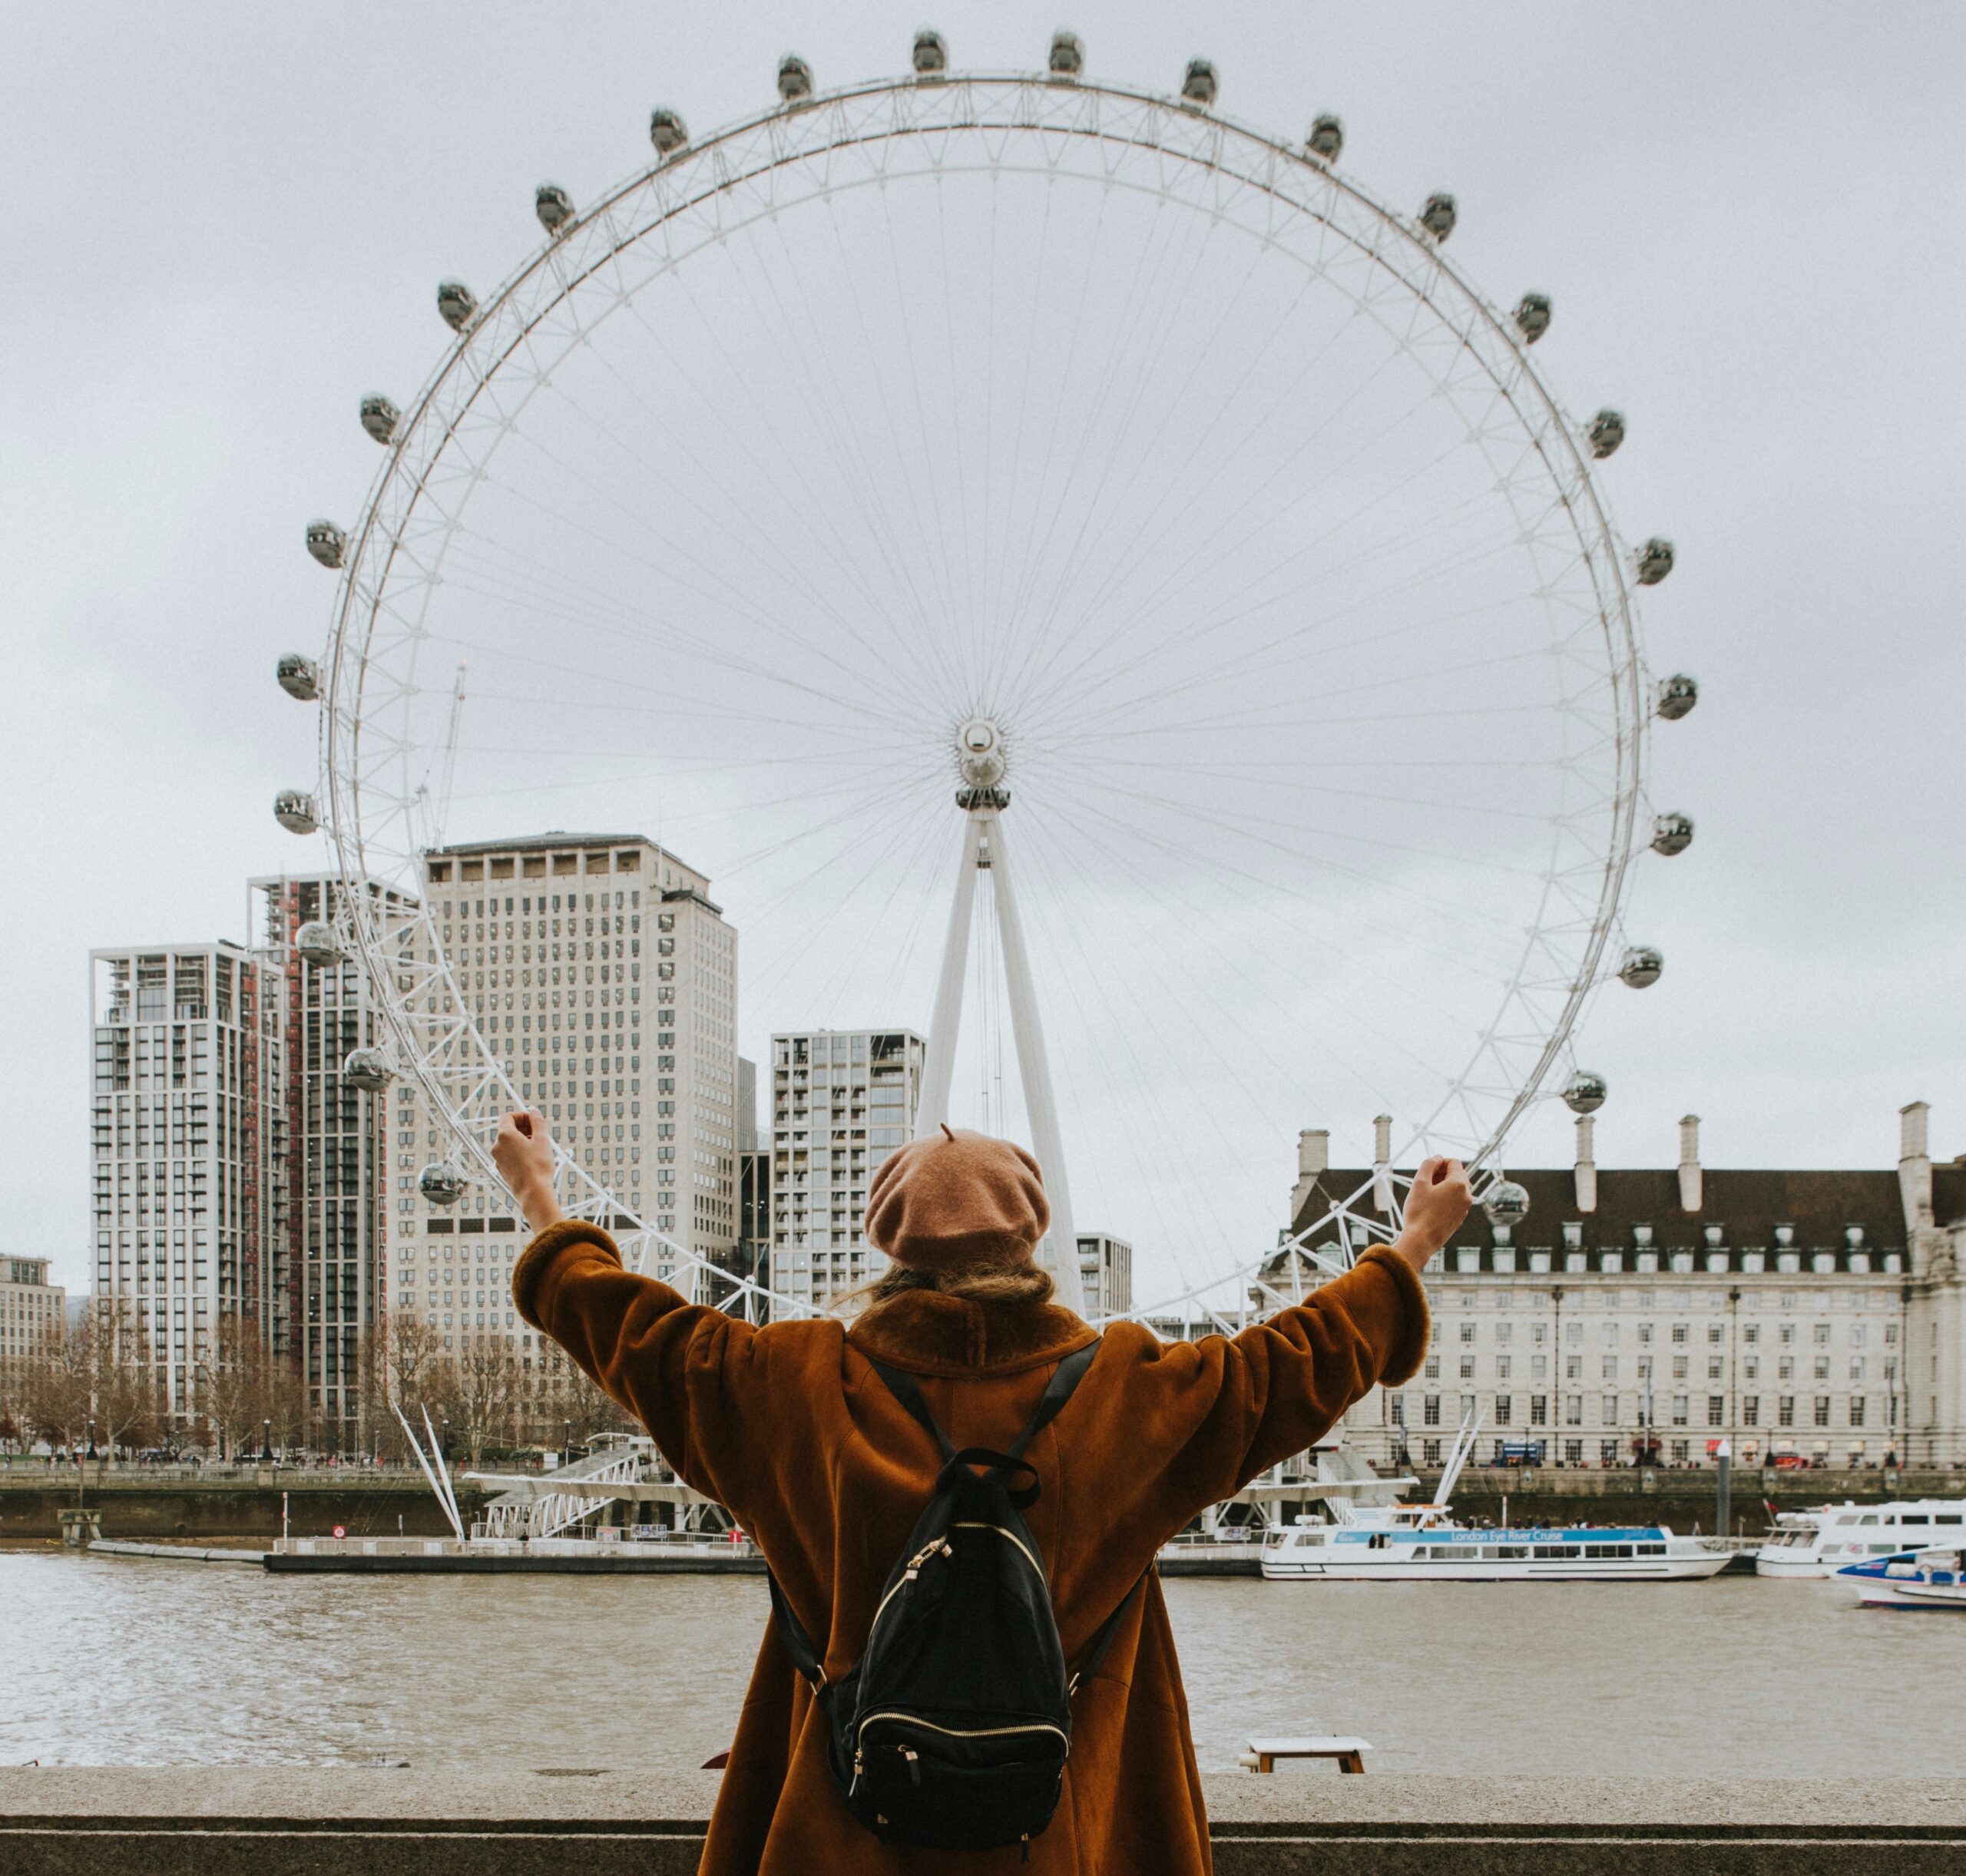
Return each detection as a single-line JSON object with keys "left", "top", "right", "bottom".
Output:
{"left": 838, "top": 1258, "right": 1055, "bottom": 1331}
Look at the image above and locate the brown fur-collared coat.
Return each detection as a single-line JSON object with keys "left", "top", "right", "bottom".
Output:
{"left": 514, "top": 1223, "right": 1428, "bottom": 1874}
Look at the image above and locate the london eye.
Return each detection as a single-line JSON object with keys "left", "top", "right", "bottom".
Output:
{"left": 274, "top": 35, "right": 1696, "bottom": 1322}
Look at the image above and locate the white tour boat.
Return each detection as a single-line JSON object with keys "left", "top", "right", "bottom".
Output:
{"left": 1839, "top": 1547, "right": 1966, "bottom": 1610}
{"left": 1261, "top": 1415, "right": 1730, "bottom": 1583}
{"left": 1753, "top": 1499, "right": 1966, "bottom": 1577}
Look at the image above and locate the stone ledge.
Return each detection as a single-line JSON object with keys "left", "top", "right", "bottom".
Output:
{"left": 3, "top": 1772, "right": 1962, "bottom": 1874}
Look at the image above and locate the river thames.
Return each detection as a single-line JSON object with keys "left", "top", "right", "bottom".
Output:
{"left": 5, "top": 1553, "right": 1963, "bottom": 1775}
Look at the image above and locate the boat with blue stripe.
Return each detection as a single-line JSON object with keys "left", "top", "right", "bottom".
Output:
{"left": 1837, "top": 1548, "right": 1966, "bottom": 1610}
{"left": 1262, "top": 1412, "right": 1729, "bottom": 1582}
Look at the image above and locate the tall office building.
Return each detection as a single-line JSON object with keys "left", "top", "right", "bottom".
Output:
{"left": 1077, "top": 1233, "right": 1134, "bottom": 1318}
{"left": 394, "top": 833, "right": 739, "bottom": 1348}
{"left": 770, "top": 1029, "right": 924, "bottom": 1309}
{"left": 88, "top": 944, "right": 282, "bottom": 1420}
{"left": 1, "top": 1257, "right": 66, "bottom": 1362}
{"left": 730, "top": 1056, "right": 772, "bottom": 1294}
{"left": 252, "top": 874, "right": 412, "bottom": 1440}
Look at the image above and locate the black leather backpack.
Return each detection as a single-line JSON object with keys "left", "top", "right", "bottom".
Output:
{"left": 769, "top": 1338, "right": 1140, "bottom": 1857}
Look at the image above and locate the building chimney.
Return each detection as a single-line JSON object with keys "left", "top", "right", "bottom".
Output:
{"left": 1677, "top": 1114, "right": 1702, "bottom": 1213}
{"left": 1899, "top": 1100, "right": 1934, "bottom": 1249}
{"left": 1289, "top": 1128, "right": 1329, "bottom": 1223}
{"left": 1372, "top": 1113, "right": 1394, "bottom": 1216}
{"left": 1573, "top": 1114, "right": 1597, "bottom": 1213}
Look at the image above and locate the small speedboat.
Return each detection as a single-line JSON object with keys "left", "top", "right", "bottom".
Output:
{"left": 1838, "top": 1547, "right": 1966, "bottom": 1610}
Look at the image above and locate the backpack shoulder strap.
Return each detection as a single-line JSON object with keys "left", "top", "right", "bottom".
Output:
{"left": 1069, "top": 1566, "right": 1151, "bottom": 1697}
{"left": 866, "top": 1357, "right": 957, "bottom": 1461}
{"left": 867, "top": 1335, "right": 1103, "bottom": 1466}
{"left": 767, "top": 1567, "right": 828, "bottom": 1692}
{"left": 1008, "top": 1338, "right": 1100, "bottom": 1461}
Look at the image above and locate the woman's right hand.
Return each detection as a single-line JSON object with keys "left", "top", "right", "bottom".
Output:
{"left": 1392, "top": 1156, "right": 1472, "bottom": 1270}
{"left": 494, "top": 1110, "right": 564, "bottom": 1231}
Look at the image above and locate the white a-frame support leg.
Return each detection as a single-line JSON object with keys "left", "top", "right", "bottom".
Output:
{"left": 917, "top": 811, "right": 983, "bottom": 1139}
{"left": 986, "top": 812, "right": 1082, "bottom": 1314}
{"left": 915, "top": 808, "right": 1084, "bottom": 1315}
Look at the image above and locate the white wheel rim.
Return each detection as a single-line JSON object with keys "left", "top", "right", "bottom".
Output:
{"left": 313, "top": 73, "right": 1658, "bottom": 1322}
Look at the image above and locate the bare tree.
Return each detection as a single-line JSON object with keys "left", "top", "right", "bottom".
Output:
{"left": 263, "top": 1348, "right": 309, "bottom": 1460}
{"left": 441, "top": 1340, "right": 524, "bottom": 1468}
{"left": 200, "top": 1313, "right": 273, "bottom": 1462}
{"left": 359, "top": 1312, "right": 448, "bottom": 1463}
{"left": 0, "top": 1358, "right": 27, "bottom": 1455}
{"left": 530, "top": 1343, "right": 637, "bottom": 1453}
{"left": 349, "top": 1325, "right": 383, "bottom": 1460}
{"left": 387, "top": 1312, "right": 445, "bottom": 1411}
{"left": 19, "top": 1315, "right": 91, "bottom": 1454}
{"left": 81, "top": 1299, "right": 158, "bottom": 1464}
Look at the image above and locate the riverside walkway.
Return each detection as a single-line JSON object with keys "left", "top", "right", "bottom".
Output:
{"left": 2, "top": 1771, "right": 1962, "bottom": 1874}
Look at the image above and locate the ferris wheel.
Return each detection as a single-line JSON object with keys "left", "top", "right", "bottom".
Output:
{"left": 273, "top": 34, "right": 1697, "bottom": 1324}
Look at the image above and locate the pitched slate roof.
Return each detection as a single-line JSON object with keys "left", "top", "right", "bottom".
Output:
{"left": 1286, "top": 1158, "right": 1966, "bottom": 1272}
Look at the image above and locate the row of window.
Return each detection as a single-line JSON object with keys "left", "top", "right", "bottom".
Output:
{"left": 1444, "top": 1248, "right": 1903, "bottom": 1276}
{"left": 1393, "top": 1392, "right": 1885, "bottom": 1429}
{"left": 1437, "top": 1287, "right": 1888, "bottom": 1314}
{"left": 1428, "top": 1355, "right": 1887, "bottom": 1383}
{"left": 1448, "top": 1318, "right": 1888, "bottom": 1346}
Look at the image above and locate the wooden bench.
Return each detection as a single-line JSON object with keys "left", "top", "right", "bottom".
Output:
{"left": 1238, "top": 1735, "right": 1371, "bottom": 1775}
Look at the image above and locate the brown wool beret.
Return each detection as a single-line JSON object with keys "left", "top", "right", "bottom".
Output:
{"left": 864, "top": 1127, "right": 1051, "bottom": 1270}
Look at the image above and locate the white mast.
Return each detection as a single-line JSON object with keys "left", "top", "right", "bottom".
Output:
{"left": 1434, "top": 1405, "right": 1485, "bottom": 1510}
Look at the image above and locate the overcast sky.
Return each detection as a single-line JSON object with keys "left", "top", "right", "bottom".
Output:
{"left": 6, "top": 2, "right": 1964, "bottom": 1300}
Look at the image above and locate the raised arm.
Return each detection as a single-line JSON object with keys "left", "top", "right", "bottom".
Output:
{"left": 494, "top": 1110, "right": 766, "bottom": 1510}
{"left": 1143, "top": 1156, "right": 1470, "bottom": 1517}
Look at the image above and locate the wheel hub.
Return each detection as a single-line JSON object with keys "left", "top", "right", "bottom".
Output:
{"left": 955, "top": 716, "right": 1010, "bottom": 808}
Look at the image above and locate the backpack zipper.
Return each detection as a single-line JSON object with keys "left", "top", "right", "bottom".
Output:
{"left": 905, "top": 1537, "right": 955, "bottom": 1577}
{"left": 859, "top": 1521, "right": 1045, "bottom": 1666}
{"left": 849, "top": 1719, "right": 1066, "bottom": 1799}
{"left": 865, "top": 1537, "right": 956, "bottom": 1646}
{"left": 949, "top": 1520, "right": 1044, "bottom": 1580}
{"left": 857, "top": 1712, "right": 1069, "bottom": 1749}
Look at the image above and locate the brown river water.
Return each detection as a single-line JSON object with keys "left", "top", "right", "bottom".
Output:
{"left": 4, "top": 1553, "right": 1961, "bottom": 1775}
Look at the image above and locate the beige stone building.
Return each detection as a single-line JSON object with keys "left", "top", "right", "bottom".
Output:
{"left": 1, "top": 1257, "right": 65, "bottom": 1362}
{"left": 389, "top": 833, "right": 739, "bottom": 1352}
{"left": 1280, "top": 1102, "right": 1966, "bottom": 1471}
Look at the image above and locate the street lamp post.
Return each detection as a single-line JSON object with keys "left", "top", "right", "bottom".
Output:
{"left": 1726, "top": 1286, "right": 1743, "bottom": 1497}
{"left": 261, "top": 1418, "right": 272, "bottom": 1464}
{"left": 1896, "top": 1282, "right": 1912, "bottom": 1472}
{"left": 1550, "top": 1285, "right": 1564, "bottom": 1465}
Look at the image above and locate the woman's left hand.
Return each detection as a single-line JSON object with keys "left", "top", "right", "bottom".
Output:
{"left": 494, "top": 1110, "right": 565, "bottom": 1231}
{"left": 1391, "top": 1156, "right": 1472, "bottom": 1271}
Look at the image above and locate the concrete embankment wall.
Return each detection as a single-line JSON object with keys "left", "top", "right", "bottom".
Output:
{"left": 0, "top": 1474, "right": 488, "bottom": 1542}
{"left": 3, "top": 1771, "right": 1961, "bottom": 1874}
{"left": 1425, "top": 1465, "right": 1961, "bottom": 1536}
{"left": 1250, "top": 1467, "right": 1961, "bottom": 1538}
{"left": 2, "top": 1464, "right": 1957, "bottom": 1542}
